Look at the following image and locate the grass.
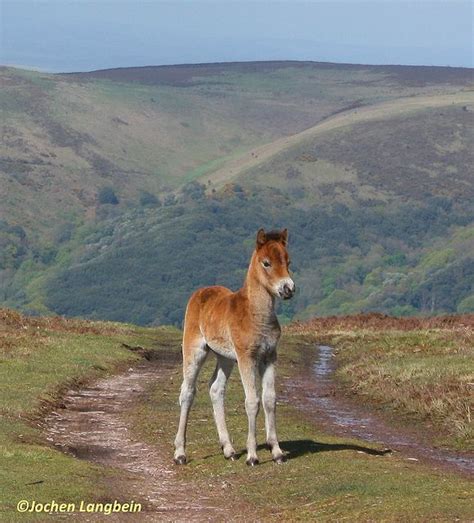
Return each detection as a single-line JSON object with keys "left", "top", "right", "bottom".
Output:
{"left": 0, "top": 308, "right": 178, "bottom": 521}
{"left": 182, "top": 148, "right": 251, "bottom": 184}
{"left": 130, "top": 321, "right": 474, "bottom": 522}
{"left": 2, "top": 309, "right": 473, "bottom": 520}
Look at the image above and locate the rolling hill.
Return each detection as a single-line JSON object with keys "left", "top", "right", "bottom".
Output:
{"left": 1, "top": 61, "right": 473, "bottom": 324}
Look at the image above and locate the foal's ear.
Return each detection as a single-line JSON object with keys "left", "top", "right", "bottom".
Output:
{"left": 256, "top": 228, "right": 267, "bottom": 247}
{"left": 280, "top": 228, "right": 289, "bottom": 246}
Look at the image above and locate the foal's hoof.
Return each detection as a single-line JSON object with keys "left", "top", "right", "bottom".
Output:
{"left": 225, "top": 452, "right": 237, "bottom": 461}
{"left": 273, "top": 454, "right": 287, "bottom": 464}
{"left": 246, "top": 457, "right": 259, "bottom": 467}
{"left": 173, "top": 455, "right": 187, "bottom": 465}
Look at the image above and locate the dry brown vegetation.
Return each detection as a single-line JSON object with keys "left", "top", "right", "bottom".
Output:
{"left": 287, "top": 311, "right": 474, "bottom": 334}
{"left": 0, "top": 308, "right": 132, "bottom": 356}
{"left": 0, "top": 307, "right": 131, "bottom": 335}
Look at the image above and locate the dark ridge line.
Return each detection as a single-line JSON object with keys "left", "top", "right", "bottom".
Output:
{"left": 63, "top": 59, "right": 474, "bottom": 76}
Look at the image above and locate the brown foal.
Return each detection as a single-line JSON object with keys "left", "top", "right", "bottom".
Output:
{"left": 174, "top": 228, "right": 295, "bottom": 466}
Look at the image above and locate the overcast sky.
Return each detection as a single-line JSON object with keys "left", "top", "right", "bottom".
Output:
{"left": 1, "top": 1, "right": 472, "bottom": 72}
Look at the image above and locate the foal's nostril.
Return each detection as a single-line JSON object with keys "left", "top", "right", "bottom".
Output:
{"left": 283, "top": 284, "right": 295, "bottom": 298}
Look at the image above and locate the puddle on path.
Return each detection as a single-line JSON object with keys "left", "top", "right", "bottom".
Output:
{"left": 284, "top": 345, "right": 474, "bottom": 476}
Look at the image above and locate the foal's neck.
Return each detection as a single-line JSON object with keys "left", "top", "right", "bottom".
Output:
{"left": 242, "top": 253, "right": 276, "bottom": 324}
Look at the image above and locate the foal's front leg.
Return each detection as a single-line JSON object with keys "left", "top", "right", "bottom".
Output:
{"left": 209, "top": 355, "right": 236, "bottom": 460}
{"left": 260, "top": 355, "right": 285, "bottom": 463}
{"left": 237, "top": 355, "right": 260, "bottom": 466}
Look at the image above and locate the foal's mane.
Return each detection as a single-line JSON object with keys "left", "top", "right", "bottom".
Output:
{"left": 263, "top": 230, "right": 285, "bottom": 242}
{"left": 256, "top": 229, "right": 288, "bottom": 249}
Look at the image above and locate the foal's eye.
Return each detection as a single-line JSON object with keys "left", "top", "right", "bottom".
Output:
{"left": 262, "top": 260, "right": 271, "bottom": 268}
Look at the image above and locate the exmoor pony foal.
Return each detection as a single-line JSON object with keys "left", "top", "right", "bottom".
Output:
{"left": 174, "top": 228, "right": 295, "bottom": 466}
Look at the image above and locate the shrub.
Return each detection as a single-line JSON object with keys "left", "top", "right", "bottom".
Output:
{"left": 139, "top": 191, "right": 160, "bottom": 207}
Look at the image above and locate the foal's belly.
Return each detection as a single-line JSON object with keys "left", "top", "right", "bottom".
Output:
{"left": 205, "top": 336, "right": 237, "bottom": 361}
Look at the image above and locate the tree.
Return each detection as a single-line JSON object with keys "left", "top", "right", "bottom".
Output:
{"left": 98, "top": 186, "right": 119, "bottom": 205}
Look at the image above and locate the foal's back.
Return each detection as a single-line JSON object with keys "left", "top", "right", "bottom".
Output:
{"left": 183, "top": 285, "right": 249, "bottom": 360}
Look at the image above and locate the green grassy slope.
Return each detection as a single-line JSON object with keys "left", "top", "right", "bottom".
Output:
{"left": 206, "top": 91, "right": 474, "bottom": 190}
{"left": 231, "top": 97, "right": 474, "bottom": 203}
{"left": 1, "top": 62, "right": 470, "bottom": 240}
{"left": 1, "top": 62, "right": 473, "bottom": 323}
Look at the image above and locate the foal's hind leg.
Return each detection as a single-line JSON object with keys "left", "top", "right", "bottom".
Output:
{"left": 237, "top": 354, "right": 260, "bottom": 466}
{"left": 209, "top": 355, "right": 235, "bottom": 459}
{"left": 174, "top": 337, "right": 208, "bottom": 465}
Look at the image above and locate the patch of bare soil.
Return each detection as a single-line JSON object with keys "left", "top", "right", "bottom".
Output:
{"left": 44, "top": 351, "right": 229, "bottom": 522}
{"left": 283, "top": 345, "right": 474, "bottom": 477}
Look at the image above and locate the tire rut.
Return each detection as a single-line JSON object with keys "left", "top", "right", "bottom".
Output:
{"left": 44, "top": 355, "right": 226, "bottom": 522}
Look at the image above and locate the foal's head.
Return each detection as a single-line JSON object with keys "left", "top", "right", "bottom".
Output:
{"left": 253, "top": 228, "right": 295, "bottom": 299}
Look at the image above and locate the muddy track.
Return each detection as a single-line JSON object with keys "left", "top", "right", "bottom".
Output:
{"left": 283, "top": 345, "right": 474, "bottom": 477}
{"left": 44, "top": 351, "right": 227, "bottom": 522}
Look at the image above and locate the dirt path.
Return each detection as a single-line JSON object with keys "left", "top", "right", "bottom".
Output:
{"left": 283, "top": 345, "right": 474, "bottom": 477}
{"left": 206, "top": 91, "right": 474, "bottom": 187}
{"left": 44, "top": 352, "right": 227, "bottom": 522}
{"left": 43, "top": 343, "right": 473, "bottom": 521}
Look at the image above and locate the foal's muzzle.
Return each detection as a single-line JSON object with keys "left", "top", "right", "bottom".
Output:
{"left": 278, "top": 280, "right": 295, "bottom": 300}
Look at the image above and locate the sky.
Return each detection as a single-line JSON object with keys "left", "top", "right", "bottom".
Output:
{"left": 0, "top": 1, "right": 472, "bottom": 72}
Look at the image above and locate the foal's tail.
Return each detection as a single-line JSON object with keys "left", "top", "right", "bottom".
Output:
{"left": 181, "top": 290, "right": 207, "bottom": 374}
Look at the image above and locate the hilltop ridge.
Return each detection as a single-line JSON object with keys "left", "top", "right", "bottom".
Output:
{"left": 67, "top": 60, "right": 474, "bottom": 86}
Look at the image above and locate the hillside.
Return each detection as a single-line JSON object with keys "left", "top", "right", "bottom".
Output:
{"left": 1, "top": 62, "right": 471, "bottom": 238}
{"left": 1, "top": 61, "right": 473, "bottom": 323}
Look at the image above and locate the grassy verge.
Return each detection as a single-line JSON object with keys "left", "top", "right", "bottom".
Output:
{"left": 0, "top": 308, "right": 177, "bottom": 521}
{"left": 288, "top": 313, "right": 474, "bottom": 451}
{"left": 130, "top": 325, "right": 474, "bottom": 522}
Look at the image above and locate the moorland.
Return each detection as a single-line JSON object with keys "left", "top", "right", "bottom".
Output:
{"left": 1, "top": 61, "right": 473, "bottom": 324}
